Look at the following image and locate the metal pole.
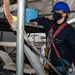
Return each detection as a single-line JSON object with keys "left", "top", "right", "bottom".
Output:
{"left": 0, "top": 4, "right": 18, "bottom": 14}
{"left": 52, "top": 0, "right": 54, "bottom": 9}
{"left": 16, "top": 0, "right": 25, "bottom": 75}
{"left": 25, "top": 0, "right": 28, "bottom": 8}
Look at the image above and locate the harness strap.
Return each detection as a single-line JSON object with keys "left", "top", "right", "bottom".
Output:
{"left": 52, "top": 42, "right": 61, "bottom": 58}
{"left": 49, "top": 22, "right": 72, "bottom": 71}
{"left": 50, "top": 22, "right": 67, "bottom": 58}
{"left": 51, "top": 22, "right": 67, "bottom": 39}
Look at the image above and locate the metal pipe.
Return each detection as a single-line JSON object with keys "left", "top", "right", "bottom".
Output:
{"left": 16, "top": 0, "right": 25, "bottom": 75}
{"left": 25, "top": 0, "right": 28, "bottom": 8}
{"left": 0, "top": 4, "right": 18, "bottom": 14}
{"left": 52, "top": 0, "right": 54, "bottom": 9}
{"left": 39, "top": 13, "right": 52, "bottom": 16}
{"left": 28, "top": 0, "right": 42, "bottom": 3}
{"left": 71, "top": 10, "right": 75, "bottom": 13}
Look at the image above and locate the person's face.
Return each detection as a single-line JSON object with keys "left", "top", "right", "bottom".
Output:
{"left": 53, "top": 10, "right": 67, "bottom": 21}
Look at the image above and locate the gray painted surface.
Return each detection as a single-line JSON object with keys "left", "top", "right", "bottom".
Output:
{"left": 2, "top": 32, "right": 16, "bottom": 42}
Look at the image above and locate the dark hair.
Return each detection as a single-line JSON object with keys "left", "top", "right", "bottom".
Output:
{"left": 63, "top": 10, "right": 69, "bottom": 20}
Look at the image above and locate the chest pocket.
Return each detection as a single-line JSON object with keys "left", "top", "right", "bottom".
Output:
{"left": 55, "top": 38, "right": 62, "bottom": 44}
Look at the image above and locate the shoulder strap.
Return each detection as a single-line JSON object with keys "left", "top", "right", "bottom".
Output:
{"left": 49, "top": 22, "right": 71, "bottom": 69}
{"left": 49, "top": 22, "right": 67, "bottom": 59}
{"left": 50, "top": 22, "right": 67, "bottom": 39}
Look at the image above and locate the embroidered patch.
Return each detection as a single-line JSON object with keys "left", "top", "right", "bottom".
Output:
{"left": 55, "top": 39, "right": 62, "bottom": 44}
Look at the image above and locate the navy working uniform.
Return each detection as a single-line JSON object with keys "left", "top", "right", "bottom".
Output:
{"left": 30, "top": 17, "right": 75, "bottom": 73}
{"left": 30, "top": 1, "right": 75, "bottom": 75}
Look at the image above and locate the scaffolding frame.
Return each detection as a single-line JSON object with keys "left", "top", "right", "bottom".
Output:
{"left": 0, "top": 0, "right": 69, "bottom": 75}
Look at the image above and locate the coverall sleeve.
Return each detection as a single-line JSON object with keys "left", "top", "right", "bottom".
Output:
{"left": 30, "top": 17, "right": 54, "bottom": 35}
{"left": 67, "top": 26, "right": 75, "bottom": 50}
